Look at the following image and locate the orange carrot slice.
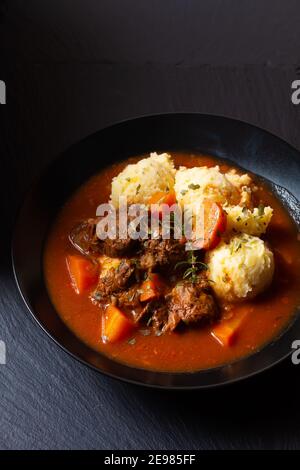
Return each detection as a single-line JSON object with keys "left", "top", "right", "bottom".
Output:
{"left": 149, "top": 190, "right": 176, "bottom": 207}
{"left": 140, "top": 273, "right": 166, "bottom": 302}
{"left": 194, "top": 200, "right": 227, "bottom": 250}
{"left": 211, "top": 311, "right": 248, "bottom": 347}
{"left": 66, "top": 254, "right": 99, "bottom": 294}
{"left": 103, "top": 304, "right": 135, "bottom": 343}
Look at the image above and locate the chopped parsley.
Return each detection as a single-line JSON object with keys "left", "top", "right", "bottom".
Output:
{"left": 258, "top": 204, "right": 265, "bottom": 217}
{"left": 188, "top": 183, "right": 200, "bottom": 190}
{"left": 230, "top": 238, "right": 242, "bottom": 254}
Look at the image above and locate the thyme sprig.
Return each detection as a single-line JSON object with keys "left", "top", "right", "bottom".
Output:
{"left": 175, "top": 251, "right": 208, "bottom": 283}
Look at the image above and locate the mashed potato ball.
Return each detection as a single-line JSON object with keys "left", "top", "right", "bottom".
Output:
{"left": 206, "top": 234, "right": 274, "bottom": 301}
{"left": 175, "top": 165, "right": 242, "bottom": 207}
{"left": 110, "top": 152, "right": 175, "bottom": 207}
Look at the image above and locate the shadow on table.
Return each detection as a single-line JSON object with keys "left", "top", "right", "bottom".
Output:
{"left": 108, "top": 358, "right": 300, "bottom": 447}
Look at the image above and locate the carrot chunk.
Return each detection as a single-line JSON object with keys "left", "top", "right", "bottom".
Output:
{"left": 149, "top": 190, "right": 176, "bottom": 207}
{"left": 193, "top": 200, "right": 227, "bottom": 250}
{"left": 140, "top": 273, "right": 166, "bottom": 302}
{"left": 66, "top": 254, "right": 99, "bottom": 294}
{"left": 211, "top": 311, "right": 248, "bottom": 347}
{"left": 103, "top": 304, "right": 135, "bottom": 343}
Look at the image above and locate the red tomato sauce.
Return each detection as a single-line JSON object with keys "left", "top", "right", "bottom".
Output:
{"left": 43, "top": 153, "right": 300, "bottom": 372}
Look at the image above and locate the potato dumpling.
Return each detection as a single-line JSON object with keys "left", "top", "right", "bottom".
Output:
{"left": 206, "top": 234, "right": 274, "bottom": 302}
{"left": 110, "top": 152, "right": 175, "bottom": 207}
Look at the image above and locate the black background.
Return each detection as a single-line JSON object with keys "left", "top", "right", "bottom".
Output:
{"left": 1, "top": 0, "right": 300, "bottom": 450}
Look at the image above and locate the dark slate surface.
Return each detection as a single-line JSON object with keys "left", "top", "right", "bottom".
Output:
{"left": 1, "top": 0, "right": 300, "bottom": 449}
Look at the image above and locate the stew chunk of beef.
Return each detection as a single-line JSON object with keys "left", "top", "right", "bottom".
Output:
{"left": 139, "top": 238, "right": 186, "bottom": 271}
{"left": 70, "top": 217, "right": 185, "bottom": 272}
{"left": 70, "top": 216, "right": 137, "bottom": 258}
{"left": 69, "top": 218, "right": 100, "bottom": 256}
{"left": 71, "top": 215, "right": 218, "bottom": 335}
{"left": 92, "top": 259, "right": 135, "bottom": 301}
{"left": 164, "top": 274, "right": 218, "bottom": 332}
{"left": 137, "top": 273, "right": 218, "bottom": 333}
{"left": 102, "top": 236, "right": 138, "bottom": 258}
{"left": 137, "top": 300, "right": 169, "bottom": 330}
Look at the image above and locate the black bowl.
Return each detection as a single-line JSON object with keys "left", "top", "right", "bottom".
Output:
{"left": 12, "top": 113, "right": 300, "bottom": 388}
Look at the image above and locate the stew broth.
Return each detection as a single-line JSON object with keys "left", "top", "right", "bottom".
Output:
{"left": 44, "top": 153, "right": 300, "bottom": 372}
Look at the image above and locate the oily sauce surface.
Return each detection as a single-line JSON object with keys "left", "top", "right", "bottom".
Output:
{"left": 43, "top": 153, "right": 300, "bottom": 372}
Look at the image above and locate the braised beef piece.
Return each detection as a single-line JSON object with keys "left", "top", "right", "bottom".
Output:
{"left": 97, "top": 211, "right": 139, "bottom": 257}
{"left": 102, "top": 236, "right": 138, "bottom": 258}
{"left": 92, "top": 259, "right": 135, "bottom": 301}
{"left": 70, "top": 215, "right": 185, "bottom": 270}
{"left": 71, "top": 212, "right": 219, "bottom": 335}
{"left": 70, "top": 216, "right": 138, "bottom": 258}
{"left": 163, "top": 274, "right": 218, "bottom": 332}
{"left": 69, "top": 218, "right": 101, "bottom": 256}
{"left": 139, "top": 238, "right": 186, "bottom": 271}
{"left": 142, "top": 300, "right": 169, "bottom": 331}
{"left": 134, "top": 272, "right": 218, "bottom": 333}
{"left": 112, "top": 285, "right": 142, "bottom": 310}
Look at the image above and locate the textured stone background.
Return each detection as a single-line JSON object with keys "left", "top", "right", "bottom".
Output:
{"left": 1, "top": 0, "right": 300, "bottom": 449}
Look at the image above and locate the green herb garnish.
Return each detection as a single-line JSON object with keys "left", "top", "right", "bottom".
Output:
{"left": 230, "top": 239, "right": 242, "bottom": 254}
{"left": 175, "top": 251, "right": 207, "bottom": 283}
{"left": 188, "top": 183, "right": 200, "bottom": 190}
{"left": 258, "top": 204, "right": 265, "bottom": 217}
